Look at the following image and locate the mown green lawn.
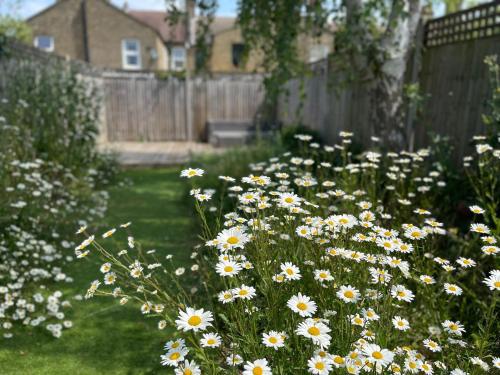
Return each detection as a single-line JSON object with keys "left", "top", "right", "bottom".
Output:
{"left": 0, "top": 168, "right": 196, "bottom": 375}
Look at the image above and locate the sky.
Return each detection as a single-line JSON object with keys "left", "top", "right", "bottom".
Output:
{"left": 0, "top": 0, "right": 238, "bottom": 18}
{"left": 0, "top": 0, "right": 489, "bottom": 20}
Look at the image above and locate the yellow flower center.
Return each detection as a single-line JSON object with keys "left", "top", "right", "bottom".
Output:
{"left": 269, "top": 337, "right": 278, "bottom": 344}
{"left": 397, "top": 291, "right": 406, "bottom": 297}
{"left": 344, "top": 290, "right": 354, "bottom": 299}
{"left": 286, "top": 269, "right": 294, "bottom": 275}
{"left": 184, "top": 370, "right": 192, "bottom": 375}
{"left": 207, "top": 339, "right": 215, "bottom": 345}
{"left": 172, "top": 342, "right": 180, "bottom": 348}
{"left": 187, "top": 315, "right": 202, "bottom": 326}
{"left": 169, "top": 352, "right": 180, "bottom": 360}
{"left": 354, "top": 317, "right": 363, "bottom": 324}
{"left": 224, "top": 266, "right": 234, "bottom": 273}
{"left": 319, "top": 272, "right": 327, "bottom": 278}
{"left": 315, "top": 362, "right": 325, "bottom": 370}
{"left": 339, "top": 218, "right": 348, "bottom": 225}
{"left": 372, "top": 351, "right": 383, "bottom": 360}
{"left": 409, "top": 362, "right": 417, "bottom": 369}
{"left": 253, "top": 367, "right": 263, "bottom": 375}
{"left": 334, "top": 356, "right": 345, "bottom": 364}
{"left": 284, "top": 197, "right": 294, "bottom": 203}
{"left": 495, "top": 281, "right": 500, "bottom": 288}
{"left": 227, "top": 236, "right": 239, "bottom": 245}
{"left": 297, "top": 302, "right": 308, "bottom": 311}
{"left": 307, "top": 326, "right": 320, "bottom": 336}
{"left": 450, "top": 324, "right": 458, "bottom": 331}
{"left": 239, "top": 290, "right": 248, "bottom": 296}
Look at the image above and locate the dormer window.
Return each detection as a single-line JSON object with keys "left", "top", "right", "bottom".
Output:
{"left": 34, "top": 35, "right": 54, "bottom": 52}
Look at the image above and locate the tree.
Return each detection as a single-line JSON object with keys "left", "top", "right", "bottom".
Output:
{"left": 0, "top": 16, "right": 32, "bottom": 43}
{"left": 338, "top": 0, "right": 424, "bottom": 146}
{"left": 168, "top": 0, "right": 431, "bottom": 147}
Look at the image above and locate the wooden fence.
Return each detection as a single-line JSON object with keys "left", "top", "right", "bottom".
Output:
{"left": 279, "top": 1, "right": 500, "bottom": 159}
{"left": 102, "top": 73, "right": 265, "bottom": 142}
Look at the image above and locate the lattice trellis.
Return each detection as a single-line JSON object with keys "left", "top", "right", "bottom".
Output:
{"left": 424, "top": 1, "right": 500, "bottom": 47}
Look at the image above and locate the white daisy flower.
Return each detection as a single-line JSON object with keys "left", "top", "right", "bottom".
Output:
{"left": 308, "top": 355, "right": 333, "bottom": 374}
{"left": 175, "top": 307, "right": 213, "bottom": 332}
{"left": 287, "top": 293, "right": 317, "bottom": 317}
{"left": 215, "top": 260, "right": 242, "bottom": 277}
{"left": 281, "top": 262, "right": 302, "bottom": 280}
{"left": 200, "top": 332, "right": 222, "bottom": 348}
{"left": 243, "top": 358, "right": 272, "bottom": 375}
{"left": 363, "top": 344, "right": 394, "bottom": 367}
{"left": 180, "top": 168, "right": 204, "bottom": 178}
{"left": 174, "top": 360, "right": 201, "bottom": 375}
{"left": 262, "top": 331, "right": 286, "bottom": 350}
{"left": 336, "top": 285, "right": 360, "bottom": 303}
{"left": 483, "top": 270, "right": 500, "bottom": 291}
{"left": 392, "top": 316, "right": 410, "bottom": 331}
{"left": 444, "top": 283, "right": 463, "bottom": 296}
{"left": 160, "top": 346, "right": 189, "bottom": 366}
{"left": 296, "top": 318, "right": 331, "bottom": 348}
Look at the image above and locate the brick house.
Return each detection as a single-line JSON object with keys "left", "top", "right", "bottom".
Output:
{"left": 27, "top": 0, "right": 171, "bottom": 71}
{"left": 27, "top": 0, "right": 334, "bottom": 73}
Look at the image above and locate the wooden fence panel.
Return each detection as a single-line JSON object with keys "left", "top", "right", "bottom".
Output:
{"left": 279, "top": 2, "right": 500, "bottom": 159}
{"left": 102, "top": 75, "right": 264, "bottom": 142}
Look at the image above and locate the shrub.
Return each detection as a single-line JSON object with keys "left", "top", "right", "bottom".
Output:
{"left": 0, "top": 58, "right": 114, "bottom": 338}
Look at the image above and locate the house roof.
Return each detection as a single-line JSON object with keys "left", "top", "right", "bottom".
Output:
{"left": 128, "top": 11, "right": 186, "bottom": 44}
{"left": 27, "top": 0, "right": 166, "bottom": 43}
{"left": 128, "top": 11, "right": 238, "bottom": 43}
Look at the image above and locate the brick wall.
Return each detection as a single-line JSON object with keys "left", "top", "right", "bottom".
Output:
{"left": 27, "top": 0, "right": 168, "bottom": 71}
{"left": 28, "top": 0, "right": 87, "bottom": 61}
{"left": 209, "top": 28, "right": 263, "bottom": 73}
{"left": 85, "top": 0, "right": 165, "bottom": 70}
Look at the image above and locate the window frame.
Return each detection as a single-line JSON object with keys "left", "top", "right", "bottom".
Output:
{"left": 170, "top": 46, "right": 186, "bottom": 71}
{"left": 121, "top": 39, "right": 142, "bottom": 70}
{"left": 231, "top": 43, "right": 245, "bottom": 68}
{"left": 34, "top": 35, "right": 54, "bottom": 52}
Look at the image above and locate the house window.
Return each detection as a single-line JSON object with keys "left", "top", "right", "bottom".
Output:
{"left": 309, "top": 44, "right": 329, "bottom": 63}
{"left": 34, "top": 35, "right": 54, "bottom": 52}
{"left": 232, "top": 43, "right": 245, "bottom": 68}
{"left": 121, "top": 39, "right": 141, "bottom": 70}
{"left": 171, "top": 47, "right": 186, "bottom": 71}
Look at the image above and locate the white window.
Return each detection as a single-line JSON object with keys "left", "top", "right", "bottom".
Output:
{"left": 171, "top": 47, "right": 186, "bottom": 71}
{"left": 309, "top": 44, "right": 329, "bottom": 63}
{"left": 121, "top": 39, "right": 142, "bottom": 70}
{"left": 34, "top": 35, "right": 54, "bottom": 52}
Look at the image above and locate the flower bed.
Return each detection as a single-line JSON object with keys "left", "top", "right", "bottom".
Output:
{"left": 0, "top": 61, "right": 114, "bottom": 338}
{"left": 79, "top": 131, "right": 498, "bottom": 374}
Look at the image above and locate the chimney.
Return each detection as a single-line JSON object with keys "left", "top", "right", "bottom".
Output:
{"left": 123, "top": 1, "right": 129, "bottom": 12}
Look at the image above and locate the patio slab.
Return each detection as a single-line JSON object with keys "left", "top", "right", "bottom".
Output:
{"left": 99, "top": 142, "right": 218, "bottom": 166}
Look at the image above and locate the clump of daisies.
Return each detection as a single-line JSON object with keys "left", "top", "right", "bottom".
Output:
{"left": 0, "top": 100, "right": 113, "bottom": 338}
{"left": 79, "top": 131, "right": 499, "bottom": 373}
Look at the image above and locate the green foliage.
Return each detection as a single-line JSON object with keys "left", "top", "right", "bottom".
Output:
{"left": 280, "top": 124, "right": 322, "bottom": 152}
{"left": 0, "top": 61, "right": 102, "bottom": 169}
{"left": 0, "top": 16, "right": 32, "bottom": 43}
{"left": 482, "top": 55, "right": 500, "bottom": 137}
{"left": 238, "top": 0, "right": 330, "bottom": 106}
{"left": 0, "top": 54, "right": 116, "bottom": 339}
